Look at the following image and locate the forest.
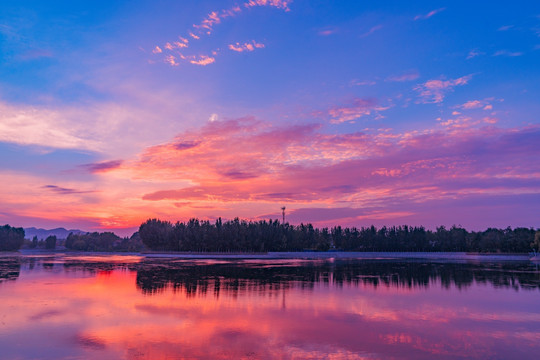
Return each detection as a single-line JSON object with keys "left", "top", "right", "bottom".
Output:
{"left": 64, "top": 232, "right": 143, "bottom": 252}
{"left": 139, "top": 218, "right": 540, "bottom": 253}
{"left": 0, "top": 225, "right": 25, "bottom": 251}
{"left": 1, "top": 220, "right": 539, "bottom": 253}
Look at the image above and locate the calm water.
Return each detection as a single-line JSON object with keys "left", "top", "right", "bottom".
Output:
{"left": 1, "top": 254, "right": 539, "bottom": 359}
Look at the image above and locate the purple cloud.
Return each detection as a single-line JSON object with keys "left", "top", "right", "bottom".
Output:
{"left": 80, "top": 160, "right": 123, "bottom": 173}
{"left": 43, "top": 185, "right": 95, "bottom": 195}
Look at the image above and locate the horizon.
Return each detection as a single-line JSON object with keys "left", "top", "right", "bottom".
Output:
{"left": 1, "top": 1, "right": 539, "bottom": 234}
{"left": 14, "top": 219, "right": 540, "bottom": 240}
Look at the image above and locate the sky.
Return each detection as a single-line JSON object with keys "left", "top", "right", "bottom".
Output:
{"left": 1, "top": 0, "right": 539, "bottom": 236}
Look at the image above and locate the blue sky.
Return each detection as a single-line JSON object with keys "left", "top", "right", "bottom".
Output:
{"left": 1, "top": 0, "right": 539, "bottom": 234}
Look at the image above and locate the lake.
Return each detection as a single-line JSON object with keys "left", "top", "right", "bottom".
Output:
{"left": 1, "top": 253, "right": 539, "bottom": 359}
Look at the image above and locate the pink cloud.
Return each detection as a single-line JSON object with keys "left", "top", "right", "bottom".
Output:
{"left": 2, "top": 114, "right": 540, "bottom": 231}
{"left": 131, "top": 115, "right": 540, "bottom": 229}
{"left": 318, "top": 28, "right": 338, "bottom": 36}
{"left": 228, "top": 41, "right": 265, "bottom": 52}
{"left": 386, "top": 70, "right": 420, "bottom": 82}
{"left": 244, "top": 0, "right": 291, "bottom": 11}
{"left": 327, "top": 98, "right": 390, "bottom": 124}
{"left": 165, "top": 55, "right": 179, "bottom": 66}
{"left": 483, "top": 117, "right": 498, "bottom": 124}
{"left": 460, "top": 100, "right": 483, "bottom": 109}
{"left": 415, "top": 75, "right": 472, "bottom": 103}
{"left": 193, "top": 11, "right": 222, "bottom": 33}
{"left": 152, "top": 0, "right": 291, "bottom": 66}
{"left": 190, "top": 55, "right": 215, "bottom": 66}
{"left": 454, "top": 99, "right": 494, "bottom": 111}
{"left": 414, "top": 8, "right": 446, "bottom": 21}
{"left": 191, "top": 0, "right": 290, "bottom": 37}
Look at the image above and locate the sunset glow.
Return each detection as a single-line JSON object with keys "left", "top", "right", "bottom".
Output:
{"left": 2, "top": 257, "right": 539, "bottom": 359}
{"left": 1, "top": 1, "right": 539, "bottom": 234}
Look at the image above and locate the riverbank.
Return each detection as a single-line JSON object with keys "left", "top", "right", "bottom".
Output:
{"left": 5, "top": 249, "right": 533, "bottom": 261}
{"left": 143, "top": 251, "right": 532, "bottom": 261}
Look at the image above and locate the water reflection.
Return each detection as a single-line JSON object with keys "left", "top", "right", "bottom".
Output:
{"left": 0, "top": 254, "right": 539, "bottom": 359}
{"left": 0, "top": 255, "right": 20, "bottom": 283}
{"left": 8, "top": 255, "right": 540, "bottom": 293}
{"left": 135, "top": 259, "right": 540, "bottom": 295}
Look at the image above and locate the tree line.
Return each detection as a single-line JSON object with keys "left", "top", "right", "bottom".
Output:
{"left": 0, "top": 225, "right": 25, "bottom": 251}
{"left": 65, "top": 231, "right": 143, "bottom": 252}
{"left": 139, "top": 218, "right": 540, "bottom": 253}
{"left": 2, "top": 221, "right": 539, "bottom": 253}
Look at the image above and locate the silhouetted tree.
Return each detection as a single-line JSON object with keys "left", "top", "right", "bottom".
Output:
{"left": 136, "top": 218, "right": 537, "bottom": 254}
{"left": 45, "top": 235, "right": 57, "bottom": 249}
{"left": 0, "top": 224, "right": 25, "bottom": 251}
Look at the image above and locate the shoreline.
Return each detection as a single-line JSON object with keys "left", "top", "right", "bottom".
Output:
{"left": 4, "top": 250, "right": 533, "bottom": 261}
{"left": 143, "top": 251, "right": 532, "bottom": 261}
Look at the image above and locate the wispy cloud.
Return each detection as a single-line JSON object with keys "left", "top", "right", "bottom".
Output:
{"left": 229, "top": 41, "right": 265, "bottom": 52}
{"left": 244, "top": 0, "right": 291, "bottom": 11}
{"left": 326, "top": 98, "right": 390, "bottom": 124}
{"left": 466, "top": 49, "right": 483, "bottom": 59}
{"left": 498, "top": 25, "right": 514, "bottom": 31}
{"left": 351, "top": 80, "right": 376, "bottom": 86}
{"left": 386, "top": 70, "right": 419, "bottom": 82}
{"left": 0, "top": 100, "right": 100, "bottom": 151}
{"left": 493, "top": 50, "right": 523, "bottom": 57}
{"left": 414, "top": 75, "right": 472, "bottom": 103}
{"left": 455, "top": 99, "right": 494, "bottom": 111}
{"left": 80, "top": 160, "right": 123, "bottom": 174}
{"left": 43, "top": 185, "right": 95, "bottom": 195}
{"left": 152, "top": 0, "right": 291, "bottom": 66}
{"left": 359, "top": 25, "right": 383, "bottom": 38}
{"left": 414, "top": 8, "right": 445, "bottom": 21}
{"left": 132, "top": 117, "right": 540, "bottom": 220}
{"left": 318, "top": 27, "right": 338, "bottom": 36}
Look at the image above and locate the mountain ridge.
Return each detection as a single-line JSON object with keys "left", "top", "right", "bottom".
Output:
{"left": 24, "top": 227, "right": 87, "bottom": 240}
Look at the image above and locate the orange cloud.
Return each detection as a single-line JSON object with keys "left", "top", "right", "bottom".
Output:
{"left": 128, "top": 116, "right": 540, "bottom": 224}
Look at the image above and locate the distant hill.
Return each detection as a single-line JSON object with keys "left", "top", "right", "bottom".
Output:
{"left": 24, "top": 227, "right": 87, "bottom": 240}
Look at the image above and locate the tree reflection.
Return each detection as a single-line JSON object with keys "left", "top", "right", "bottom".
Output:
{"left": 5, "top": 255, "right": 540, "bottom": 295}
{"left": 0, "top": 256, "right": 21, "bottom": 283}
{"left": 135, "top": 259, "right": 540, "bottom": 295}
